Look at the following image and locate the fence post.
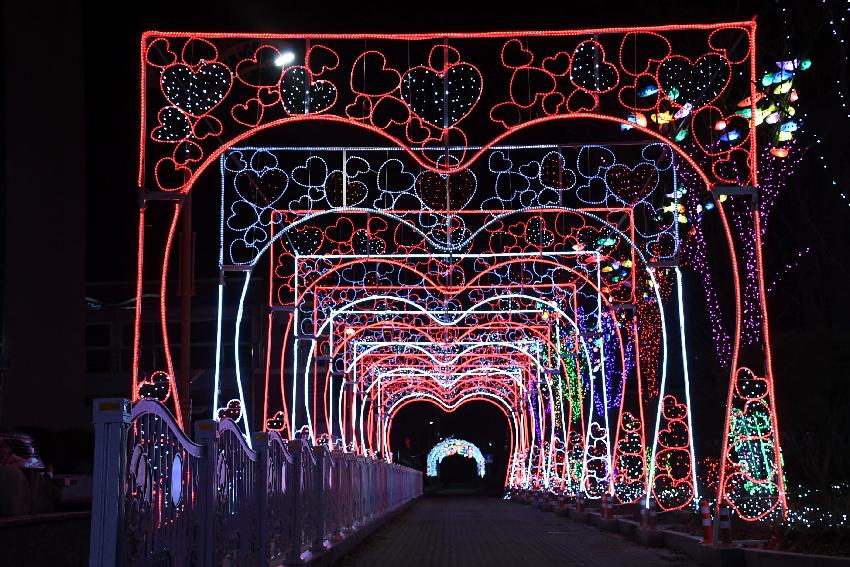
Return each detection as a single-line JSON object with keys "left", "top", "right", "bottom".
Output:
{"left": 329, "top": 451, "right": 345, "bottom": 542}
{"left": 362, "top": 458, "right": 370, "bottom": 523}
{"left": 310, "top": 447, "right": 328, "bottom": 553}
{"left": 254, "top": 432, "right": 270, "bottom": 564}
{"left": 360, "top": 459, "right": 369, "bottom": 522}
{"left": 356, "top": 459, "right": 364, "bottom": 524}
{"left": 374, "top": 461, "right": 381, "bottom": 516}
{"left": 89, "top": 398, "right": 131, "bottom": 567}
{"left": 389, "top": 464, "right": 395, "bottom": 509}
{"left": 380, "top": 462, "right": 386, "bottom": 512}
{"left": 367, "top": 460, "right": 376, "bottom": 519}
{"left": 195, "top": 420, "right": 218, "bottom": 567}
{"left": 403, "top": 467, "right": 408, "bottom": 504}
{"left": 349, "top": 454, "right": 356, "bottom": 532}
{"left": 399, "top": 467, "right": 405, "bottom": 505}
{"left": 381, "top": 462, "right": 388, "bottom": 513}
{"left": 374, "top": 461, "right": 380, "bottom": 517}
{"left": 286, "top": 440, "right": 305, "bottom": 564}
{"left": 361, "top": 459, "right": 368, "bottom": 523}
{"left": 340, "top": 452, "right": 353, "bottom": 535}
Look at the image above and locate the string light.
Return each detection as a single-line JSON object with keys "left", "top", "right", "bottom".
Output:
{"left": 133, "top": 24, "right": 805, "bottom": 519}
{"left": 820, "top": 0, "right": 850, "bottom": 120}
{"left": 426, "top": 438, "right": 486, "bottom": 477}
{"left": 766, "top": 246, "right": 811, "bottom": 294}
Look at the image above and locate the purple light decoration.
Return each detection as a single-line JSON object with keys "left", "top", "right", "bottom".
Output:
{"left": 729, "top": 197, "right": 763, "bottom": 346}
{"left": 758, "top": 140, "right": 803, "bottom": 237}
{"left": 599, "top": 312, "right": 634, "bottom": 413}
{"left": 678, "top": 139, "right": 803, "bottom": 358}
{"left": 767, "top": 246, "right": 811, "bottom": 295}
{"left": 678, "top": 163, "right": 733, "bottom": 367}
{"left": 730, "top": 142, "right": 803, "bottom": 346}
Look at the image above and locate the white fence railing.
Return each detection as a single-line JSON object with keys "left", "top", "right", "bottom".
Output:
{"left": 88, "top": 399, "right": 423, "bottom": 566}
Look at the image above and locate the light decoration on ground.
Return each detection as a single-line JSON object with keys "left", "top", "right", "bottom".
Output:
{"left": 649, "top": 395, "right": 696, "bottom": 511}
{"left": 130, "top": 23, "right": 807, "bottom": 521}
{"left": 719, "top": 367, "right": 785, "bottom": 520}
{"left": 612, "top": 317, "right": 647, "bottom": 504}
{"left": 427, "top": 438, "right": 487, "bottom": 478}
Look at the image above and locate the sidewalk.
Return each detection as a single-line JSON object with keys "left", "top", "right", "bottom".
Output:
{"left": 333, "top": 495, "right": 696, "bottom": 566}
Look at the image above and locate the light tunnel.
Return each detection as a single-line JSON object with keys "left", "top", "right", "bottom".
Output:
{"left": 427, "top": 438, "right": 487, "bottom": 479}
{"left": 210, "top": 144, "right": 691, "bottom": 506}
{"left": 138, "top": 107, "right": 786, "bottom": 518}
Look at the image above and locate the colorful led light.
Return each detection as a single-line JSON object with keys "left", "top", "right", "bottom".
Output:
{"left": 132, "top": 23, "right": 794, "bottom": 521}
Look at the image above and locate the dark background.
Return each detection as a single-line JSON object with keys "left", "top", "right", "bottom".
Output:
{"left": 1, "top": 0, "right": 848, "bottom": 488}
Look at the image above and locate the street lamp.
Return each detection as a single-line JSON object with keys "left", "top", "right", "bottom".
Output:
{"left": 274, "top": 51, "right": 296, "bottom": 66}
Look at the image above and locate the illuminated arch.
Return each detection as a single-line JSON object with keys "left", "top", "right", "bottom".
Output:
{"left": 133, "top": 23, "right": 789, "bottom": 519}
{"left": 140, "top": 129, "right": 703, "bottom": 419}
{"left": 151, "top": 113, "right": 712, "bottom": 192}
{"left": 427, "top": 438, "right": 487, "bottom": 478}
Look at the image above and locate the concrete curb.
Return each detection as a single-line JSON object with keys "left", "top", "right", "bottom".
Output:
{"left": 548, "top": 504, "right": 850, "bottom": 567}
{"left": 635, "top": 525, "right": 665, "bottom": 547}
{"left": 566, "top": 507, "right": 589, "bottom": 523}
{"left": 588, "top": 512, "right": 619, "bottom": 533}
{"left": 657, "top": 527, "right": 744, "bottom": 567}
{"left": 616, "top": 518, "right": 638, "bottom": 538}
{"left": 740, "top": 548, "right": 850, "bottom": 567}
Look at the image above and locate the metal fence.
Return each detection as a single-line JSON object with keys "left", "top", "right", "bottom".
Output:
{"left": 89, "top": 399, "right": 423, "bottom": 566}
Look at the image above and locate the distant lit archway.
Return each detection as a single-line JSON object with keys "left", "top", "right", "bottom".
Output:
{"left": 427, "top": 438, "right": 486, "bottom": 478}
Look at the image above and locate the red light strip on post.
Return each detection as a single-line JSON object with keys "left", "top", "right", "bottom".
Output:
{"left": 131, "top": 208, "right": 146, "bottom": 400}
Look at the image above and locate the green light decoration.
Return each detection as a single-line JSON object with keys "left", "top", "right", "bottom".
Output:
{"left": 613, "top": 411, "right": 646, "bottom": 503}
{"left": 730, "top": 406, "right": 779, "bottom": 496}
{"left": 556, "top": 327, "right": 583, "bottom": 418}
{"left": 567, "top": 431, "right": 585, "bottom": 490}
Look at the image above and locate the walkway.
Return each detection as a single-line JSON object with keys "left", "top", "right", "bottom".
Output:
{"left": 335, "top": 493, "right": 696, "bottom": 566}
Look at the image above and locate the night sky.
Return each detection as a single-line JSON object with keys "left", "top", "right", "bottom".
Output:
{"left": 56, "top": 0, "right": 850, "bottom": 483}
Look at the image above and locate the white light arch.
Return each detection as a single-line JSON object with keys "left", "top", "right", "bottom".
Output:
{"left": 427, "top": 438, "right": 487, "bottom": 478}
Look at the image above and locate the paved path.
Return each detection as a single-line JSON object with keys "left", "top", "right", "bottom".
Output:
{"left": 334, "top": 495, "right": 696, "bottom": 566}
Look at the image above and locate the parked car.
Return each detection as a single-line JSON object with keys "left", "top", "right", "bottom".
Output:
{"left": 0, "top": 429, "right": 92, "bottom": 510}
{"left": 0, "top": 429, "right": 67, "bottom": 516}
{"left": 0, "top": 429, "right": 46, "bottom": 470}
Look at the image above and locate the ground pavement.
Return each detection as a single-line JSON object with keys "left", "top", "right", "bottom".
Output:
{"left": 334, "top": 492, "right": 696, "bottom": 566}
